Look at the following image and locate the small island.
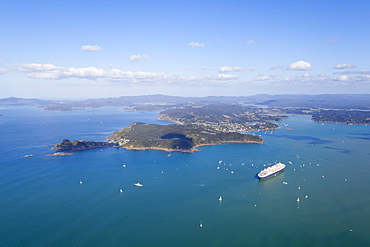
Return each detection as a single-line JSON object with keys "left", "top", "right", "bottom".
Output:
{"left": 107, "top": 122, "right": 264, "bottom": 153}
{"left": 43, "top": 152, "right": 74, "bottom": 157}
{"left": 53, "top": 139, "right": 118, "bottom": 151}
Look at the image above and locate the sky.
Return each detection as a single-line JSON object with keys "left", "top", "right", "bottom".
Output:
{"left": 1, "top": 0, "right": 370, "bottom": 99}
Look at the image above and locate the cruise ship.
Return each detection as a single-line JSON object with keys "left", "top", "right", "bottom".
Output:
{"left": 257, "top": 162, "right": 286, "bottom": 180}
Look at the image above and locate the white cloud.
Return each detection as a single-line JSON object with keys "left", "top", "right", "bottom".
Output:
{"left": 215, "top": 74, "right": 238, "bottom": 80}
{"left": 352, "top": 75, "right": 370, "bottom": 82}
{"left": 16, "top": 63, "right": 60, "bottom": 72}
{"left": 218, "top": 66, "right": 249, "bottom": 73}
{"left": 301, "top": 73, "right": 314, "bottom": 77}
{"left": 187, "top": 42, "right": 205, "bottom": 48}
{"left": 16, "top": 63, "right": 169, "bottom": 82}
{"left": 336, "top": 70, "right": 370, "bottom": 75}
{"left": 281, "top": 76, "right": 319, "bottom": 85}
{"left": 270, "top": 65, "right": 284, "bottom": 70}
{"left": 288, "top": 60, "right": 311, "bottom": 71}
{"left": 246, "top": 40, "right": 255, "bottom": 45}
{"left": 333, "top": 75, "right": 349, "bottom": 81}
{"left": 255, "top": 76, "right": 271, "bottom": 81}
{"left": 0, "top": 68, "right": 6, "bottom": 74}
{"left": 130, "top": 55, "right": 141, "bottom": 62}
{"left": 16, "top": 62, "right": 365, "bottom": 88}
{"left": 201, "top": 67, "right": 215, "bottom": 70}
{"left": 333, "top": 63, "right": 357, "bottom": 69}
{"left": 129, "top": 55, "right": 149, "bottom": 63}
{"left": 130, "top": 55, "right": 149, "bottom": 63}
{"left": 81, "top": 45, "right": 102, "bottom": 51}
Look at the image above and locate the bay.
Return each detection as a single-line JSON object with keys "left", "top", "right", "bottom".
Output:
{"left": 0, "top": 107, "right": 369, "bottom": 246}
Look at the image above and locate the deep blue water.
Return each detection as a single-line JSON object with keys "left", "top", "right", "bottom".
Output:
{"left": 1, "top": 107, "right": 369, "bottom": 246}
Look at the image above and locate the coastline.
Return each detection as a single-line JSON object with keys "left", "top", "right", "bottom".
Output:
{"left": 312, "top": 120, "right": 370, "bottom": 125}
{"left": 42, "top": 152, "right": 74, "bottom": 157}
{"left": 52, "top": 139, "right": 118, "bottom": 152}
{"left": 156, "top": 114, "right": 280, "bottom": 132}
{"left": 122, "top": 139, "right": 264, "bottom": 153}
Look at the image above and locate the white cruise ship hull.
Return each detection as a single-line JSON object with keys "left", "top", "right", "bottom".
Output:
{"left": 257, "top": 162, "right": 286, "bottom": 180}
{"left": 257, "top": 169, "right": 284, "bottom": 180}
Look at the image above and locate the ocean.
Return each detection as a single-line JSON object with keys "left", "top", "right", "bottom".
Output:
{"left": 1, "top": 106, "right": 369, "bottom": 246}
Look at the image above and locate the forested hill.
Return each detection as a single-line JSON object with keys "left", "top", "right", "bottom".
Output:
{"left": 108, "top": 122, "right": 264, "bottom": 152}
{"left": 312, "top": 110, "right": 370, "bottom": 125}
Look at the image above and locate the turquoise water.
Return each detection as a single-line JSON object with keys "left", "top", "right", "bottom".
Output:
{"left": 1, "top": 107, "right": 369, "bottom": 246}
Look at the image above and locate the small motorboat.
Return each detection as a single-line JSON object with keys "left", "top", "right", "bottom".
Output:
{"left": 134, "top": 182, "right": 143, "bottom": 187}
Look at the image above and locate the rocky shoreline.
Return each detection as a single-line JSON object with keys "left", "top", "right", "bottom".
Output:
{"left": 122, "top": 139, "right": 264, "bottom": 153}
{"left": 53, "top": 139, "right": 118, "bottom": 151}
{"left": 43, "top": 152, "right": 74, "bottom": 157}
{"left": 108, "top": 122, "right": 264, "bottom": 153}
{"left": 53, "top": 121, "right": 264, "bottom": 154}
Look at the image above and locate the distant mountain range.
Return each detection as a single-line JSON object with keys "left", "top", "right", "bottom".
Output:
{"left": 1, "top": 94, "right": 370, "bottom": 110}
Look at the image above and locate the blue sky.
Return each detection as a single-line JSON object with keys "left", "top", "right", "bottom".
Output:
{"left": 1, "top": 0, "right": 369, "bottom": 99}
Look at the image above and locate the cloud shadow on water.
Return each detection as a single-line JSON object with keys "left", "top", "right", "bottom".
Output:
{"left": 324, "top": 146, "right": 352, "bottom": 154}
{"left": 347, "top": 133, "right": 370, "bottom": 141}
{"left": 273, "top": 135, "right": 332, "bottom": 145}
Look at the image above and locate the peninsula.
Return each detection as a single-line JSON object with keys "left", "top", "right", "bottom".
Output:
{"left": 157, "top": 104, "right": 281, "bottom": 132}
{"left": 107, "top": 122, "right": 264, "bottom": 153}
{"left": 312, "top": 110, "right": 370, "bottom": 125}
{"left": 52, "top": 104, "right": 275, "bottom": 153}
